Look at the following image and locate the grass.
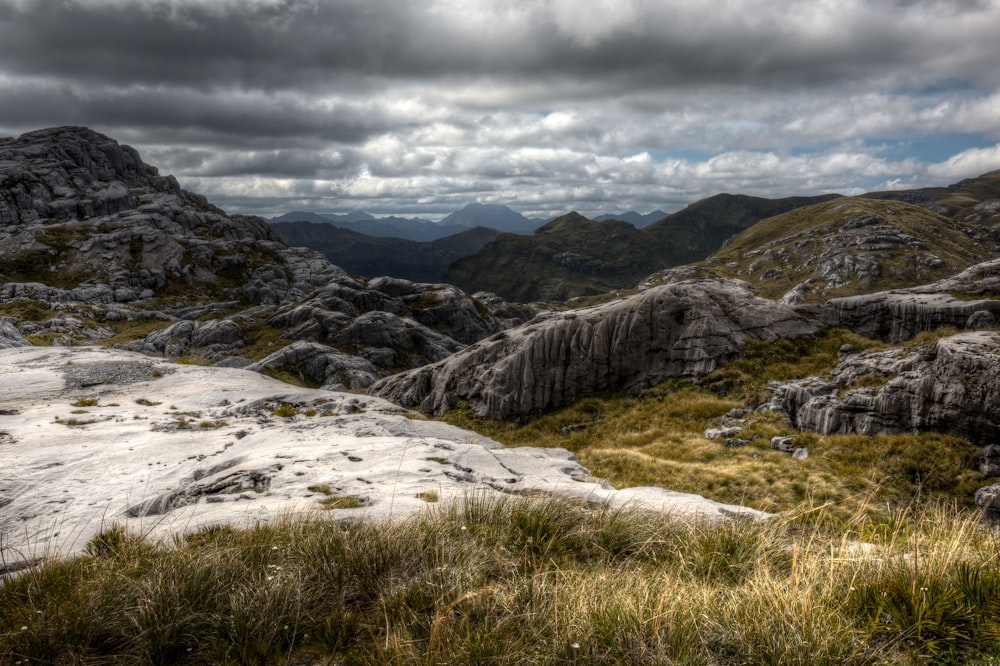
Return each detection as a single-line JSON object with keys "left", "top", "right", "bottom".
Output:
{"left": 3, "top": 496, "right": 999, "bottom": 664}
{"left": 318, "top": 495, "right": 366, "bottom": 510}
{"left": 70, "top": 398, "right": 99, "bottom": 408}
{"left": 441, "top": 328, "right": 984, "bottom": 523}
{"left": 271, "top": 404, "right": 300, "bottom": 418}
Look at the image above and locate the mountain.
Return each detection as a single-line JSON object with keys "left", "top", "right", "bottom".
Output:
{"left": 646, "top": 193, "right": 994, "bottom": 303}
{"left": 269, "top": 204, "right": 543, "bottom": 241}
{"left": 593, "top": 210, "right": 668, "bottom": 226}
{"left": 271, "top": 221, "right": 498, "bottom": 282}
{"left": 863, "top": 169, "right": 1000, "bottom": 228}
{"left": 269, "top": 211, "right": 459, "bottom": 241}
{"left": 439, "top": 203, "right": 544, "bottom": 234}
{"left": 443, "top": 194, "right": 839, "bottom": 303}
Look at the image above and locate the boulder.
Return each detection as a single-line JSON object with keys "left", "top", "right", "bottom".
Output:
{"left": 0, "top": 319, "right": 30, "bottom": 349}
{"left": 247, "top": 340, "right": 379, "bottom": 390}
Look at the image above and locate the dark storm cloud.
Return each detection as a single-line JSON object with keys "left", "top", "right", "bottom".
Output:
{"left": 2, "top": 0, "right": 997, "bottom": 95}
{"left": 1, "top": 0, "right": 999, "bottom": 218}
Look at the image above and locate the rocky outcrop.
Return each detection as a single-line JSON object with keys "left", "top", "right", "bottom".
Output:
{"left": 370, "top": 279, "right": 821, "bottom": 418}
{"left": 766, "top": 331, "right": 1000, "bottom": 446}
{"left": 0, "top": 345, "right": 766, "bottom": 567}
{"left": 822, "top": 257, "right": 1000, "bottom": 342}
{"left": 246, "top": 340, "right": 380, "bottom": 390}
{"left": 0, "top": 319, "right": 29, "bottom": 349}
{"left": 0, "top": 126, "right": 341, "bottom": 307}
{"left": 1, "top": 127, "right": 521, "bottom": 385}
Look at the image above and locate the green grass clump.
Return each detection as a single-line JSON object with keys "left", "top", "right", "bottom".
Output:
{"left": 271, "top": 404, "right": 300, "bottom": 418}
{"left": 3, "top": 497, "right": 999, "bottom": 664}
{"left": 318, "top": 495, "right": 366, "bottom": 510}
{"left": 70, "top": 398, "right": 99, "bottom": 407}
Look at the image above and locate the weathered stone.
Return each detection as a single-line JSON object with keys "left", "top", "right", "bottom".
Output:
{"left": 819, "top": 257, "right": 1000, "bottom": 343}
{"left": 975, "top": 484, "right": 1000, "bottom": 518}
{"left": 706, "top": 426, "right": 744, "bottom": 440}
{"left": 792, "top": 448, "right": 809, "bottom": 460}
{"left": 979, "top": 445, "right": 1000, "bottom": 477}
{"left": 0, "top": 319, "right": 30, "bottom": 349}
{"left": 770, "top": 436, "right": 795, "bottom": 453}
{"left": 247, "top": 340, "right": 379, "bottom": 390}
{"left": 768, "top": 331, "right": 1000, "bottom": 446}
{"left": 371, "top": 279, "right": 821, "bottom": 418}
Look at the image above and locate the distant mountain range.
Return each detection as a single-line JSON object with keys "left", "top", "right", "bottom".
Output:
{"left": 593, "top": 210, "right": 668, "bottom": 227}
{"left": 270, "top": 222, "right": 499, "bottom": 283}
{"left": 270, "top": 203, "right": 548, "bottom": 241}
{"left": 443, "top": 194, "right": 840, "bottom": 302}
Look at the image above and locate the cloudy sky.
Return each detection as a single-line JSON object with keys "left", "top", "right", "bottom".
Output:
{"left": 2, "top": 0, "right": 1000, "bottom": 220}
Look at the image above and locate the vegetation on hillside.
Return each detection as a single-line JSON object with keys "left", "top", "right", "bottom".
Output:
{"left": 654, "top": 197, "right": 990, "bottom": 301}
{"left": 444, "top": 194, "right": 837, "bottom": 302}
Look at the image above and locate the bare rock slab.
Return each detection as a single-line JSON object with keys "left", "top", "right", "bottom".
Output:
{"left": 0, "top": 346, "right": 765, "bottom": 569}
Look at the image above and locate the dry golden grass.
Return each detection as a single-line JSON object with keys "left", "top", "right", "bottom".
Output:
{"left": 443, "top": 329, "right": 984, "bottom": 523}
{"left": 4, "top": 496, "right": 998, "bottom": 664}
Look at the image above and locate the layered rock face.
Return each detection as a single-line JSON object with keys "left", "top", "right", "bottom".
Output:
{"left": 767, "top": 331, "right": 1000, "bottom": 446}
{"left": 822, "top": 257, "right": 1000, "bottom": 342}
{"left": 0, "top": 126, "right": 338, "bottom": 305}
{"left": 371, "top": 279, "right": 821, "bottom": 418}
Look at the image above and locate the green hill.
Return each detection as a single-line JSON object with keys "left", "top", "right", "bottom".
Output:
{"left": 658, "top": 197, "right": 991, "bottom": 301}
{"left": 443, "top": 194, "right": 839, "bottom": 302}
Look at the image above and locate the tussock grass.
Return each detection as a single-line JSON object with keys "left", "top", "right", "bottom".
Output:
{"left": 442, "top": 329, "right": 984, "bottom": 523}
{"left": 3, "top": 497, "right": 999, "bottom": 664}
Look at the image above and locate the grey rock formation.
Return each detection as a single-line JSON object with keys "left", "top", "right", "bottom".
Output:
{"left": 0, "top": 346, "right": 768, "bottom": 566}
{"left": 2, "top": 127, "right": 514, "bottom": 385}
{"left": 979, "top": 445, "right": 1000, "bottom": 477}
{"left": 371, "top": 279, "right": 821, "bottom": 418}
{"left": 821, "top": 257, "right": 1000, "bottom": 342}
{"left": 246, "top": 340, "right": 379, "bottom": 390}
{"left": 767, "top": 331, "right": 1000, "bottom": 446}
{"left": 0, "top": 319, "right": 29, "bottom": 349}
{"left": 975, "top": 484, "right": 1000, "bottom": 519}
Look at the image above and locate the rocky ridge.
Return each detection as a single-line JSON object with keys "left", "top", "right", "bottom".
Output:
{"left": 765, "top": 331, "right": 1000, "bottom": 446}
{"left": 371, "top": 279, "right": 822, "bottom": 418}
{"left": 644, "top": 196, "right": 992, "bottom": 304}
{"left": 0, "top": 127, "right": 528, "bottom": 387}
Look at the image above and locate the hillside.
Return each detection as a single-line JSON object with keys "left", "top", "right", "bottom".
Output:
{"left": 443, "top": 194, "right": 839, "bottom": 302}
{"left": 0, "top": 126, "right": 529, "bottom": 389}
{"left": 864, "top": 168, "right": 1000, "bottom": 228}
{"left": 650, "top": 196, "right": 991, "bottom": 302}
{"left": 271, "top": 221, "right": 498, "bottom": 282}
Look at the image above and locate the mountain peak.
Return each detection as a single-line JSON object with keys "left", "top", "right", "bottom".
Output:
{"left": 440, "top": 203, "right": 539, "bottom": 234}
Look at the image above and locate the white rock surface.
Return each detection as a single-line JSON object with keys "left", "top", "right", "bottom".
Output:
{"left": 0, "top": 346, "right": 764, "bottom": 570}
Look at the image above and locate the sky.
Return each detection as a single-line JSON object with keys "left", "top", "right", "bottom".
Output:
{"left": 2, "top": 0, "right": 1000, "bottom": 220}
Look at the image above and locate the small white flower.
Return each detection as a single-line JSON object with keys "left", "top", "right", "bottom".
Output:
{"left": 20, "top": 626, "right": 27, "bottom": 630}
{"left": 571, "top": 642, "right": 581, "bottom": 650}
